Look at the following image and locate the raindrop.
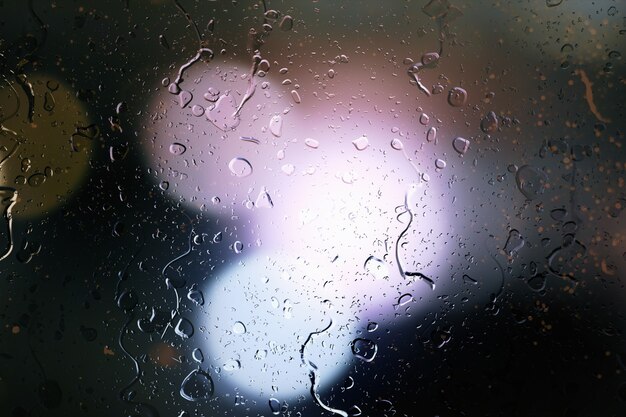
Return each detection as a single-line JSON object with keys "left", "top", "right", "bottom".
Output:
{"left": 223, "top": 359, "right": 241, "bottom": 371}
{"left": 27, "top": 173, "right": 46, "bottom": 187}
{"left": 305, "top": 138, "right": 319, "bottom": 148}
{"left": 180, "top": 369, "right": 213, "bottom": 401}
{"left": 206, "top": 94, "right": 240, "bottom": 131}
{"left": 269, "top": 398, "right": 281, "bottom": 415}
{"left": 397, "top": 293, "right": 413, "bottom": 306}
{"left": 435, "top": 159, "right": 446, "bottom": 169}
{"left": 279, "top": 15, "right": 294, "bottom": 31}
{"left": 462, "top": 274, "right": 478, "bottom": 285}
{"left": 290, "top": 90, "right": 301, "bottom": 104}
{"left": 192, "top": 348, "right": 204, "bottom": 363}
{"left": 233, "top": 241, "right": 244, "bottom": 253}
{"left": 117, "top": 289, "right": 137, "bottom": 311}
{"left": 228, "top": 158, "right": 253, "bottom": 177}
{"left": 175, "top": 317, "right": 194, "bottom": 339}
{"left": 504, "top": 229, "right": 525, "bottom": 257}
{"left": 187, "top": 285, "right": 204, "bottom": 306}
{"left": 546, "top": 0, "right": 563, "bottom": 7}
{"left": 351, "top": 338, "right": 378, "bottom": 362}
{"left": 391, "top": 138, "right": 403, "bottom": 150}
{"left": 426, "top": 126, "right": 437, "bottom": 142}
{"left": 352, "top": 135, "right": 369, "bottom": 151}
{"left": 281, "top": 164, "right": 295, "bottom": 175}
{"left": 527, "top": 272, "right": 547, "bottom": 292}
{"left": 269, "top": 115, "right": 283, "bottom": 137}
{"left": 178, "top": 90, "right": 193, "bottom": 108}
{"left": 419, "top": 113, "right": 430, "bottom": 125}
{"left": 255, "top": 188, "right": 274, "bottom": 208}
{"left": 367, "top": 322, "right": 378, "bottom": 332}
{"left": 232, "top": 321, "right": 246, "bottom": 334}
{"left": 43, "top": 92, "right": 55, "bottom": 111}
{"left": 452, "top": 137, "right": 470, "bottom": 154}
{"left": 515, "top": 165, "right": 547, "bottom": 200}
{"left": 480, "top": 111, "right": 498, "bottom": 133}
{"left": 421, "top": 52, "right": 439, "bottom": 66}
{"left": 364, "top": 255, "right": 389, "bottom": 280}
{"left": 191, "top": 105, "right": 204, "bottom": 117}
{"left": 169, "top": 143, "right": 187, "bottom": 156}
{"left": 447, "top": 87, "right": 468, "bottom": 107}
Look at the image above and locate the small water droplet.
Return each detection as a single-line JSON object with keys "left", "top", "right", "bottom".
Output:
{"left": 435, "top": 158, "right": 446, "bottom": 169}
{"left": 228, "top": 157, "right": 253, "bottom": 177}
{"left": 233, "top": 241, "right": 244, "bottom": 254}
{"left": 419, "top": 113, "right": 430, "bottom": 125}
{"left": 279, "top": 15, "right": 294, "bottom": 31}
{"left": 269, "top": 398, "right": 281, "bottom": 415}
{"left": 515, "top": 165, "right": 547, "bottom": 200}
{"left": 206, "top": 94, "right": 240, "bottom": 131}
{"left": 159, "top": 181, "right": 169, "bottom": 191}
{"left": 187, "top": 285, "right": 204, "bottom": 306}
{"left": 546, "top": 0, "right": 563, "bottom": 7}
{"left": 367, "top": 322, "right": 378, "bottom": 332}
{"left": 191, "top": 105, "right": 204, "bottom": 117}
{"left": 43, "top": 91, "right": 55, "bottom": 111}
{"left": 27, "top": 173, "right": 46, "bottom": 187}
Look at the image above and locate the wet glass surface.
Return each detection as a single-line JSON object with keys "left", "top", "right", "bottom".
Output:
{"left": 1, "top": 1, "right": 625, "bottom": 416}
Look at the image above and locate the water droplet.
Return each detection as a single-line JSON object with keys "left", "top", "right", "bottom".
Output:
{"left": 159, "top": 181, "right": 169, "bottom": 191}
{"left": 419, "top": 113, "right": 430, "bottom": 125}
{"left": 352, "top": 135, "right": 369, "bottom": 151}
{"left": 269, "top": 115, "right": 283, "bottom": 137}
{"left": 364, "top": 255, "right": 388, "bottom": 280}
{"left": 279, "top": 15, "right": 294, "bottom": 31}
{"left": 206, "top": 94, "right": 240, "bottom": 131}
{"left": 281, "top": 164, "right": 295, "bottom": 175}
{"left": 43, "top": 91, "right": 55, "bottom": 111}
{"left": 27, "top": 173, "right": 46, "bottom": 187}
{"left": 349, "top": 405, "right": 362, "bottom": 416}
{"left": 223, "top": 359, "right": 241, "bottom": 371}
{"left": 228, "top": 157, "right": 253, "bottom": 177}
{"left": 480, "top": 111, "right": 498, "bottom": 133}
{"left": 426, "top": 126, "right": 437, "bottom": 142}
{"left": 232, "top": 321, "right": 246, "bottom": 334}
{"left": 390, "top": 138, "right": 404, "bottom": 150}
{"left": 607, "top": 6, "right": 618, "bottom": 16}
{"left": 527, "top": 272, "right": 547, "bottom": 291}
{"left": 550, "top": 208, "right": 567, "bottom": 221}
{"left": 187, "top": 285, "right": 204, "bottom": 306}
{"left": 435, "top": 158, "right": 446, "bottom": 169}
{"left": 452, "top": 137, "right": 470, "bottom": 154}
{"left": 255, "top": 349, "right": 268, "bottom": 360}
{"left": 290, "top": 90, "right": 301, "bottom": 103}
{"left": 462, "top": 274, "right": 478, "bottom": 285}
{"left": 175, "top": 317, "right": 194, "bottom": 339}
{"left": 397, "top": 293, "right": 413, "bottom": 306}
{"left": 80, "top": 326, "right": 97, "bottom": 342}
{"left": 178, "top": 90, "right": 193, "bottom": 108}
{"left": 192, "top": 348, "right": 204, "bottom": 363}
{"left": 328, "top": 69, "right": 336, "bottom": 78}
{"left": 504, "top": 229, "right": 525, "bottom": 257}
{"left": 180, "top": 369, "right": 213, "bottom": 401}
{"left": 269, "top": 398, "right": 281, "bottom": 415}
{"left": 546, "top": 0, "right": 563, "bottom": 7}
{"left": 351, "top": 338, "right": 378, "bottom": 362}
{"left": 169, "top": 143, "right": 187, "bottom": 156}
{"left": 233, "top": 241, "right": 244, "bottom": 253}
{"left": 117, "top": 289, "right": 138, "bottom": 311}
{"left": 515, "top": 165, "right": 547, "bottom": 200}
{"left": 447, "top": 87, "right": 468, "bottom": 107}
{"left": 191, "top": 104, "right": 204, "bottom": 117}
{"left": 367, "top": 322, "right": 378, "bottom": 332}
{"left": 255, "top": 188, "right": 274, "bottom": 208}
{"left": 305, "top": 138, "right": 319, "bottom": 148}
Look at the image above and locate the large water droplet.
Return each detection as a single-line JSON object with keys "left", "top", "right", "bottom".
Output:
{"left": 175, "top": 317, "right": 194, "bottom": 339}
{"left": 232, "top": 321, "right": 246, "bottom": 334}
{"left": 364, "top": 255, "right": 389, "bottom": 280}
{"left": 448, "top": 87, "right": 468, "bottom": 107}
{"left": 426, "top": 126, "right": 437, "bottom": 142}
{"left": 228, "top": 157, "right": 253, "bottom": 177}
{"left": 180, "top": 369, "right": 213, "bottom": 401}
{"left": 352, "top": 136, "right": 369, "bottom": 151}
{"left": 452, "top": 137, "right": 470, "bottom": 154}
{"left": 255, "top": 188, "right": 274, "bottom": 208}
{"left": 351, "top": 338, "right": 378, "bottom": 362}
{"left": 169, "top": 143, "right": 187, "bottom": 156}
{"left": 480, "top": 111, "right": 498, "bottom": 133}
{"left": 515, "top": 165, "right": 547, "bottom": 200}
{"left": 269, "top": 115, "right": 283, "bottom": 137}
